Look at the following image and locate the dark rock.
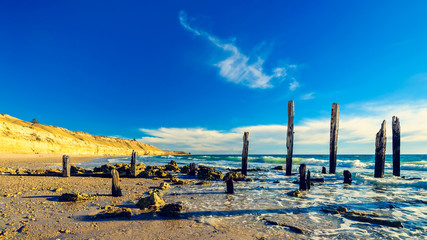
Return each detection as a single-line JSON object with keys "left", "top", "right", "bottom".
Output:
{"left": 70, "top": 165, "right": 92, "bottom": 175}
{"left": 165, "top": 160, "right": 180, "bottom": 172}
{"left": 287, "top": 190, "right": 303, "bottom": 197}
{"left": 159, "top": 203, "right": 183, "bottom": 217}
{"left": 343, "top": 170, "right": 352, "bottom": 184}
{"left": 273, "top": 180, "right": 280, "bottom": 183}
{"left": 197, "top": 165, "right": 223, "bottom": 180}
{"left": 223, "top": 172, "right": 246, "bottom": 181}
{"left": 136, "top": 192, "right": 165, "bottom": 211}
{"left": 93, "top": 207, "right": 132, "bottom": 219}
{"left": 180, "top": 165, "right": 191, "bottom": 174}
{"left": 59, "top": 193, "right": 96, "bottom": 202}
{"left": 272, "top": 166, "right": 285, "bottom": 170}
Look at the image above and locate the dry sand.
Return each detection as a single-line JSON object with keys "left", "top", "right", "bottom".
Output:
{"left": 0, "top": 154, "right": 257, "bottom": 240}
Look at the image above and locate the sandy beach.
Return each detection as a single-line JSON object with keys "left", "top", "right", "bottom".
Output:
{"left": 0, "top": 154, "right": 256, "bottom": 240}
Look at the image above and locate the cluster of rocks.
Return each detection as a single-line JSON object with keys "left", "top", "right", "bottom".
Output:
{"left": 0, "top": 167, "right": 62, "bottom": 175}
{"left": 93, "top": 163, "right": 146, "bottom": 176}
{"left": 136, "top": 192, "right": 183, "bottom": 217}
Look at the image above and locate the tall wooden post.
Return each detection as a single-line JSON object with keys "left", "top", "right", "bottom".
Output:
{"left": 306, "top": 170, "right": 311, "bottom": 191}
{"left": 62, "top": 155, "right": 70, "bottom": 177}
{"left": 374, "top": 120, "right": 387, "bottom": 178}
{"left": 329, "top": 103, "right": 340, "bottom": 174}
{"left": 392, "top": 116, "right": 401, "bottom": 177}
{"left": 241, "top": 132, "right": 249, "bottom": 176}
{"left": 286, "top": 100, "right": 295, "bottom": 176}
{"left": 111, "top": 169, "right": 122, "bottom": 197}
{"left": 299, "top": 164, "right": 307, "bottom": 191}
{"left": 130, "top": 150, "right": 137, "bottom": 177}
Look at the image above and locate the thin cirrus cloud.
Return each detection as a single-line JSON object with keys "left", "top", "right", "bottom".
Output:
{"left": 139, "top": 100, "right": 427, "bottom": 154}
{"left": 179, "top": 11, "right": 296, "bottom": 90}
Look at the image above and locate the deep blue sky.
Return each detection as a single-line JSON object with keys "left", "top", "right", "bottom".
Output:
{"left": 1, "top": 1, "right": 427, "bottom": 153}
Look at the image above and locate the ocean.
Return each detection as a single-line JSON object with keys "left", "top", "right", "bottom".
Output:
{"left": 77, "top": 154, "right": 427, "bottom": 239}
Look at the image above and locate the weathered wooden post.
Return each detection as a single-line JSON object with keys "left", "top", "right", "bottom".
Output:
{"left": 241, "top": 132, "right": 249, "bottom": 176}
{"left": 226, "top": 178, "right": 234, "bottom": 194}
{"left": 286, "top": 100, "right": 295, "bottom": 176}
{"left": 111, "top": 169, "right": 122, "bottom": 197}
{"left": 374, "top": 120, "right": 387, "bottom": 178}
{"left": 299, "top": 164, "right": 307, "bottom": 191}
{"left": 343, "top": 170, "right": 352, "bottom": 184}
{"left": 329, "top": 103, "right": 340, "bottom": 174}
{"left": 189, "top": 163, "right": 196, "bottom": 176}
{"left": 62, "top": 155, "right": 70, "bottom": 177}
{"left": 307, "top": 170, "right": 311, "bottom": 191}
{"left": 130, "top": 150, "right": 137, "bottom": 177}
{"left": 392, "top": 116, "right": 400, "bottom": 177}
{"left": 322, "top": 166, "right": 326, "bottom": 174}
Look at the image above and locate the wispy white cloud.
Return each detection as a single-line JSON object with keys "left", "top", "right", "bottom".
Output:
{"left": 289, "top": 78, "right": 300, "bottom": 91}
{"left": 300, "top": 92, "right": 315, "bottom": 100}
{"left": 179, "top": 11, "right": 295, "bottom": 89}
{"left": 139, "top": 100, "right": 427, "bottom": 154}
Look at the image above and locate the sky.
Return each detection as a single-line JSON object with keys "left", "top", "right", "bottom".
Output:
{"left": 1, "top": 0, "right": 427, "bottom": 154}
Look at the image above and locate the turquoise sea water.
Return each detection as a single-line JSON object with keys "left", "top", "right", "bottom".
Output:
{"left": 78, "top": 154, "right": 427, "bottom": 239}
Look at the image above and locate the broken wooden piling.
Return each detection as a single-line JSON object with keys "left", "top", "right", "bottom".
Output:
{"left": 241, "top": 132, "right": 249, "bottom": 176}
{"left": 307, "top": 170, "right": 311, "bottom": 190}
{"left": 343, "top": 170, "right": 352, "bottom": 184}
{"left": 226, "top": 178, "right": 234, "bottom": 194}
{"left": 189, "top": 163, "right": 196, "bottom": 176}
{"left": 130, "top": 150, "right": 137, "bottom": 177}
{"left": 111, "top": 169, "right": 122, "bottom": 197}
{"left": 329, "top": 103, "right": 340, "bottom": 174}
{"left": 286, "top": 100, "right": 295, "bottom": 176}
{"left": 392, "top": 116, "right": 400, "bottom": 177}
{"left": 374, "top": 120, "right": 387, "bottom": 178}
{"left": 299, "top": 164, "right": 307, "bottom": 191}
{"left": 62, "top": 155, "right": 70, "bottom": 177}
{"left": 322, "top": 166, "right": 326, "bottom": 174}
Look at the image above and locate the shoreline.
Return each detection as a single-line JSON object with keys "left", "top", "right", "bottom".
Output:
{"left": 0, "top": 153, "right": 104, "bottom": 170}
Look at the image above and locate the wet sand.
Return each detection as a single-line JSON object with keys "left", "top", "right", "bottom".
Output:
{"left": 0, "top": 174, "right": 255, "bottom": 240}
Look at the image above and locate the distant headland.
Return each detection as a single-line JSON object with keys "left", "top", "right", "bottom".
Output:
{"left": 0, "top": 114, "right": 187, "bottom": 156}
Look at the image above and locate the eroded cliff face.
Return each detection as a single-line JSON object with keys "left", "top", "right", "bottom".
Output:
{"left": 0, "top": 114, "right": 184, "bottom": 156}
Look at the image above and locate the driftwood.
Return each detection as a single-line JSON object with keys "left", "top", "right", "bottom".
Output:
{"left": 241, "top": 132, "right": 249, "bottom": 176}
{"left": 375, "top": 121, "right": 387, "bottom": 178}
{"left": 286, "top": 100, "right": 295, "bottom": 176}
{"left": 329, "top": 103, "right": 340, "bottom": 174}
{"left": 130, "top": 150, "right": 137, "bottom": 177}
{"left": 111, "top": 169, "right": 122, "bottom": 197}
{"left": 62, "top": 155, "right": 70, "bottom": 177}
{"left": 392, "top": 116, "right": 401, "bottom": 177}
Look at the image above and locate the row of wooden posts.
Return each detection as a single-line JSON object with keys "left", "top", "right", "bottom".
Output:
{"left": 61, "top": 151, "right": 139, "bottom": 197}
{"left": 240, "top": 101, "right": 402, "bottom": 178}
